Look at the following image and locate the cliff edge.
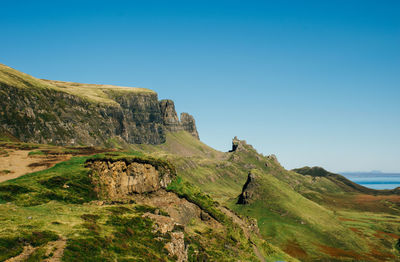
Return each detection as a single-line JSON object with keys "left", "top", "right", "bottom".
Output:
{"left": 0, "top": 64, "right": 199, "bottom": 146}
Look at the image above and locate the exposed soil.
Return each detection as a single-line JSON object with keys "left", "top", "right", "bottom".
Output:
{"left": 134, "top": 190, "right": 218, "bottom": 227}
{"left": 5, "top": 245, "right": 37, "bottom": 262}
{"left": 0, "top": 144, "right": 112, "bottom": 183}
{"left": 44, "top": 238, "right": 67, "bottom": 262}
{"left": 0, "top": 149, "right": 70, "bottom": 183}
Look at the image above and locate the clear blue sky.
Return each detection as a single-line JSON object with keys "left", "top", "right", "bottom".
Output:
{"left": 1, "top": 0, "right": 399, "bottom": 172}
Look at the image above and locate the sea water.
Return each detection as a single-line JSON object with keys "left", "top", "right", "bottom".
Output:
{"left": 341, "top": 172, "right": 400, "bottom": 190}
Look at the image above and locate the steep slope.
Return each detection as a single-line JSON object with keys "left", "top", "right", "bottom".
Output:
{"left": 137, "top": 135, "right": 400, "bottom": 261}
{"left": 2, "top": 63, "right": 400, "bottom": 261}
{"left": 0, "top": 145, "right": 295, "bottom": 262}
{"left": 0, "top": 64, "right": 198, "bottom": 147}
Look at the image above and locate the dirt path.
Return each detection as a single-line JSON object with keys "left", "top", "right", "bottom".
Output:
{"left": 0, "top": 149, "right": 70, "bottom": 183}
{"left": 220, "top": 207, "right": 266, "bottom": 262}
{"left": 5, "top": 245, "right": 37, "bottom": 262}
{"left": 44, "top": 238, "right": 67, "bottom": 262}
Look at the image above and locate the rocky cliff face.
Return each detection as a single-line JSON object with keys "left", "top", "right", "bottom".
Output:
{"left": 159, "top": 99, "right": 199, "bottom": 139}
{"left": 0, "top": 64, "right": 199, "bottom": 146}
{"left": 86, "top": 158, "right": 175, "bottom": 199}
{"left": 180, "top": 112, "right": 199, "bottom": 139}
{"left": 0, "top": 84, "right": 165, "bottom": 146}
{"left": 237, "top": 171, "right": 259, "bottom": 204}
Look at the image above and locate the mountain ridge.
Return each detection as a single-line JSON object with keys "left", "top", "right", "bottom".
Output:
{"left": 0, "top": 63, "right": 198, "bottom": 147}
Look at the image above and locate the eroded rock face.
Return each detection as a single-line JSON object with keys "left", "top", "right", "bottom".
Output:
{"left": 86, "top": 160, "right": 174, "bottom": 199}
{"left": 159, "top": 99, "right": 199, "bottom": 139}
{"left": 1, "top": 79, "right": 199, "bottom": 146}
{"left": 1, "top": 85, "right": 166, "bottom": 145}
{"left": 237, "top": 172, "right": 259, "bottom": 204}
{"left": 143, "top": 213, "right": 188, "bottom": 262}
{"left": 159, "top": 99, "right": 181, "bottom": 132}
{"left": 229, "top": 136, "right": 257, "bottom": 153}
{"left": 180, "top": 113, "right": 199, "bottom": 139}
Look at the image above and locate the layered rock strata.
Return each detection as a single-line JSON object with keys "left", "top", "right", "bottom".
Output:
{"left": 159, "top": 99, "right": 199, "bottom": 139}
{"left": 86, "top": 158, "right": 175, "bottom": 199}
{"left": 0, "top": 64, "right": 199, "bottom": 146}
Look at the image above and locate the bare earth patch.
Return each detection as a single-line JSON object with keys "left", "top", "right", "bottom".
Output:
{"left": 5, "top": 245, "right": 37, "bottom": 262}
{"left": 44, "top": 238, "right": 67, "bottom": 262}
{"left": 0, "top": 149, "right": 70, "bottom": 183}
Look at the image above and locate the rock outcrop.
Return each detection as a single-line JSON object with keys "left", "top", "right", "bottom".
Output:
{"left": 159, "top": 99, "right": 199, "bottom": 139}
{"left": 143, "top": 213, "right": 187, "bottom": 262}
{"left": 0, "top": 64, "right": 199, "bottom": 146}
{"left": 159, "top": 99, "right": 181, "bottom": 132}
{"left": 86, "top": 157, "right": 175, "bottom": 199}
{"left": 237, "top": 171, "right": 259, "bottom": 204}
{"left": 229, "top": 136, "right": 240, "bottom": 152}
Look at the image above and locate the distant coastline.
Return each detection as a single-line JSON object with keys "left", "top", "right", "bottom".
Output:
{"left": 341, "top": 172, "right": 400, "bottom": 190}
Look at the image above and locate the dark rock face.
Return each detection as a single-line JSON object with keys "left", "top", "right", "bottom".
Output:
{"left": 159, "top": 99, "right": 199, "bottom": 139}
{"left": 0, "top": 85, "right": 199, "bottom": 146}
{"left": 0, "top": 84, "right": 165, "bottom": 146}
{"left": 237, "top": 172, "right": 258, "bottom": 205}
{"left": 180, "top": 112, "right": 199, "bottom": 139}
{"left": 229, "top": 136, "right": 240, "bottom": 152}
{"left": 159, "top": 99, "right": 181, "bottom": 132}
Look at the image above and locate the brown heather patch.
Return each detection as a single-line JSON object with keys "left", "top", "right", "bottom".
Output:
{"left": 317, "top": 244, "right": 363, "bottom": 260}
{"left": 367, "top": 243, "right": 396, "bottom": 261}
{"left": 283, "top": 240, "right": 308, "bottom": 259}
{"left": 354, "top": 194, "right": 400, "bottom": 204}
{"left": 349, "top": 227, "right": 363, "bottom": 235}
{"left": 338, "top": 217, "right": 359, "bottom": 222}
{"left": 374, "top": 230, "right": 400, "bottom": 239}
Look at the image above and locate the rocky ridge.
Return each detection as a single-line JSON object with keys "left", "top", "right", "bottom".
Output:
{"left": 159, "top": 99, "right": 199, "bottom": 139}
{"left": 0, "top": 64, "right": 199, "bottom": 146}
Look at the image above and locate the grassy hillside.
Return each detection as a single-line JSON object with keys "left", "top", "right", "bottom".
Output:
{"left": 1, "top": 62, "right": 399, "bottom": 261}
{"left": 293, "top": 166, "right": 400, "bottom": 195}
{"left": 0, "top": 143, "right": 294, "bottom": 261}
{"left": 136, "top": 132, "right": 400, "bottom": 261}
{"left": 0, "top": 63, "right": 154, "bottom": 105}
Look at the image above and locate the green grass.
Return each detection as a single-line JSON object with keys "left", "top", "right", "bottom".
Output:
{"left": 0, "top": 148, "right": 283, "bottom": 261}
{"left": 0, "top": 156, "right": 97, "bottom": 206}
{"left": 0, "top": 63, "right": 155, "bottom": 106}
{"left": 0, "top": 230, "right": 58, "bottom": 261}
{"left": 131, "top": 133, "right": 400, "bottom": 261}
{"left": 1, "top": 132, "right": 399, "bottom": 261}
{"left": 28, "top": 150, "right": 46, "bottom": 156}
{"left": 167, "top": 176, "right": 226, "bottom": 223}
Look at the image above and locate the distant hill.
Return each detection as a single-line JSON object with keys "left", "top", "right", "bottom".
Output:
{"left": 293, "top": 166, "right": 400, "bottom": 195}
